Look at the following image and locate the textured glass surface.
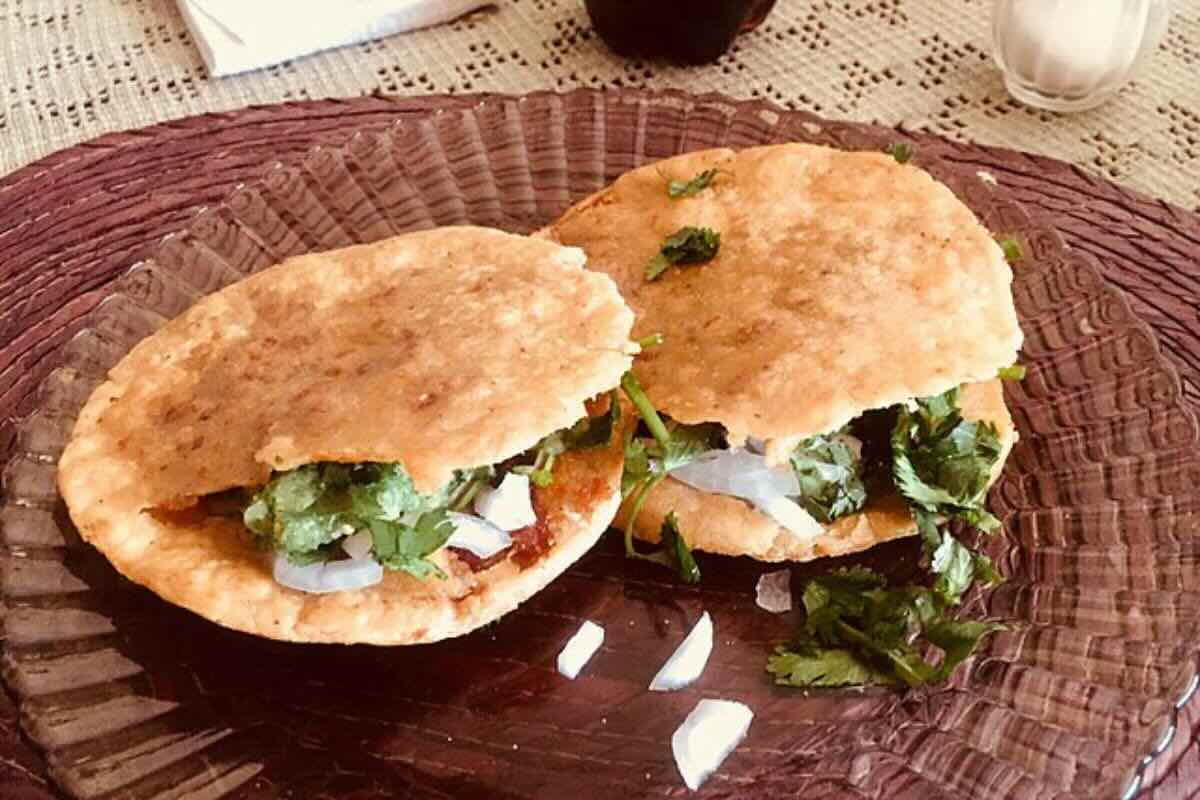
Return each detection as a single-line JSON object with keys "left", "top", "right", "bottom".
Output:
{"left": 2, "top": 92, "right": 1197, "bottom": 799}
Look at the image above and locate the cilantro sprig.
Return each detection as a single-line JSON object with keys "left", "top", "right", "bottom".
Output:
{"left": 244, "top": 462, "right": 459, "bottom": 578}
{"left": 618, "top": 372, "right": 718, "bottom": 583}
{"left": 645, "top": 226, "right": 720, "bottom": 281}
{"left": 665, "top": 168, "right": 718, "bottom": 199}
{"left": 789, "top": 431, "right": 867, "bottom": 524}
{"left": 513, "top": 391, "right": 622, "bottom": 487}
{"left": 771, "top": 388, "right": 1007, "bottom": 688}
{"left": 767, "top": 566, "right": 1003, "bottom": 688}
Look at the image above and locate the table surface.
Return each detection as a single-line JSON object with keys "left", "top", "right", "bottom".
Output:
{"left": 1, "top": 1, "right": 1200, "bottom": 798}
{"left": 0, "top": 0, "right": 1198, "bottom": 209}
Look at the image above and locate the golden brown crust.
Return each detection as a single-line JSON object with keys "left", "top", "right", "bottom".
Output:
{"left": 57, "top": 226, "right": 639, "bottom": 643}
{"left": 58, "top": 405, "right": 630, "bottom": 645}
{"left": 544, "top": 144, "right": 1023, "bottom": 455}
{"left": 617, "top": 380, "right": 1017, "bottom": 562}
{"left": 61, "top": 227, "right": 635, "bottom": 508}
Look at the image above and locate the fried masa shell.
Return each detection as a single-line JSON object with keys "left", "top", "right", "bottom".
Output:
{"left": 543, "top": 144, "right": 1024, "bottom": 561}
{"left": 57, "top": 227, "right": 636, "bottom": 643}
{"left": 616, "top": 380, "right": 1017, "bottom": 562}
{"left": 543, "top": 144, "right": 1024, "bottom": 461}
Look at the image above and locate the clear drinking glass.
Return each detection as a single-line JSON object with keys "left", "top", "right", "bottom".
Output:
{"left": 992, "top": 0, "right": 1171, "bottom": 112}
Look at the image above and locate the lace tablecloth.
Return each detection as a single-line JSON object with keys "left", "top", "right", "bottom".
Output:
{"left": 1, "top": 0, "right": 1198, "bottom": 209}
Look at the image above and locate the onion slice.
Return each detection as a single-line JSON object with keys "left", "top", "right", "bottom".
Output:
{"left": 669, "top": 448, "right": 800, "bottom": 499}
{"left": 473, "top": 473, "right": 537, "bottom": 531}
{"left": 752, "top": 494, "right": 823, "bottom": 541}
{"left": 445, "top": 512, "right": 513, "bottom": 559}
{"left": 556, "top": 620, "right": 604, "bottom": 679}
{"left": 755, "top": 569, "right": 793, "bottom": 613}
{"left": 341, "top": 529, "right": 374, "bottom": 560}
{"left": 649, "top": 611, "right": 713, "bottom": 691}
{"left": 272, "top": 553, "right": 383, "bottom": 594}
{"left": 672, "top": 699, "right": 754, "bottom": 791}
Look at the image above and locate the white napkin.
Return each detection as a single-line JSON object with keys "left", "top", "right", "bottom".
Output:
{"left": 178, "top": 0, "right": 493, "bottom": 77}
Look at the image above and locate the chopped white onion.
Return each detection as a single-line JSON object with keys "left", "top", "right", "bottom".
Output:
{"left": 272, "top": 553, "right": 382, "bottom": 594}
{"left": 672, "top": 699, "right": 754, "bottom": 791}
{"left": 445, "top": 512, "right": 513, "bottom": 559}
{"left": 649, "top": 612, "right": 713, "bottom": 692}
{"left": 752, "top": 494, "right": 824, "bottom": 541}
{"left": 755, "top": 570, "right": 793, "bottom": 613}
{"left": 556, "top": 620, "right": 605, "bottom": 679}
{"left": 473, "top": 473, "right": 537, "bottom": 531}
{"left": 340, "top": 529, "right": 374, "bottom": 560}
{"left": 669, "top": 448, "right": 800, "bottom": 499}
{"left": 744, "top": 436, "right": 767, "bottom": 455}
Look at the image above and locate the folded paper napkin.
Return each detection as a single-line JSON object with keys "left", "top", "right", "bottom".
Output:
{"left": 178, "top": 0, "right": 493, "bottom": 77}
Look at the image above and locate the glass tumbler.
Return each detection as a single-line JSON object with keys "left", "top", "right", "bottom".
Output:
{"left": 992, "top": 0, "right": 1170, "bottom": 112}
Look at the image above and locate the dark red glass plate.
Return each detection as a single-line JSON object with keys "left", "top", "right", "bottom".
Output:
{"left": 3, "top": 92, "right": 1198, "bottom": 799}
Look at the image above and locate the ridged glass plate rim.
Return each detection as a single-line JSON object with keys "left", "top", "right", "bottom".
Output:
{"left": 3, "top": 89, "right": 1198, "bottom": 799}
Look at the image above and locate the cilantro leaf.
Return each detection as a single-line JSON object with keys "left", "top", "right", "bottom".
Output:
{"left": 885, "top": 142, "right": 914, "bottom": 164}
{"left": 658, "top": 421, "right": 725, "bottom": 472}
{"left": 513, "top": 393, "right": 622, "bottom": 488}
{"left": 997, "top": 363, "right": 1026, "bottom": 381}
{"left": 789, "top": 431, "right": 868, "bottom": 523}
{"left": 928, "top": 523, "right": 977, "bottom": 605}
{"left": 349, "top": 463, "right": 425, "bottom": 520}
{"left": 243, "top": 497, "right": 273, "bottom": 538}
{"left": 925, "top": 617, "right": 1004, "bottom": 679}
{"left": 770, "top": 567, "right": 1003, "bottom": 689}
{"left": 636, "top": 332, "right": 665, "bottom": 348}
{"left": 369, "top": 511, "right": 455, "bottom": 578}
{"left": 767, "top": 644, "right": 897, "bottom": 687}
{"left": 645, "top": 226, "right": 720, "bottom": 281}
{"left": 621, "top": 436, "right": 651, "bottom": 498}
{"left": 666, "top": 168, "right": 718, "bottom": 199}
{"left": 998, "top": 237, "right": 1023, "bottom": 263}
{"left": 563, "top": 390, "right": 622, "bottom": 450}
{"left": 891, "top": 390, "right": 1002, "bottom": 532}
{"left": 275, "top": 509, "right": 350, "bottom": 558}
{"left": 645, "top": 512, "right": 701, "bottom": 584}
{"left": 618, "top": 373, "right": 720, "bottom": 583}
{"left": 620, "top": 419, "right": 718, "bottom": 581}
{"left": 270, "top": 464, "right": 324, "bottom": 512}
{"left": 245, "top": 461, "right": 459, "bottom": 571}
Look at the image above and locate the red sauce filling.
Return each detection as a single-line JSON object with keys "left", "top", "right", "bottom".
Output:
{"left": 449, "top": 487, "right": 557, "bottom": 573}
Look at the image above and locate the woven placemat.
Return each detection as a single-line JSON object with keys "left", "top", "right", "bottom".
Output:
{"left": 1, "top": 92, "right": 1199, "bottom": 799}
{"left": 0, "top": 0, "right": 1198, "bottom": 210}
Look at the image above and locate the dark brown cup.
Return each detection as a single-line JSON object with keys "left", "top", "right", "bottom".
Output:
{"left": 584, "top": 0, "right": 778, "bottom": 64}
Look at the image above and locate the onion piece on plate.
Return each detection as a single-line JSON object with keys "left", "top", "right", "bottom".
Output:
{"left": 672, "top": 699, "right": 754, "bottom": 791}
{"left": 755, "top": 569, "right": 793, "bottom": 613}
{"left": 649, "top": 611, "right": 713, "bottom": 691}
{"left": 557, "top": 620, "right": 604, "bottom": 679}
{"left": 445, "top": 512, "right": 513, "bottom": 559}
{"left": 273, "top": 553, "right": 383, "bottom": 594}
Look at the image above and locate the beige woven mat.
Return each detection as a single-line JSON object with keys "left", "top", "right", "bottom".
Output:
{"left": 2, "top": 0, "right": 1197, "bottom": 209}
